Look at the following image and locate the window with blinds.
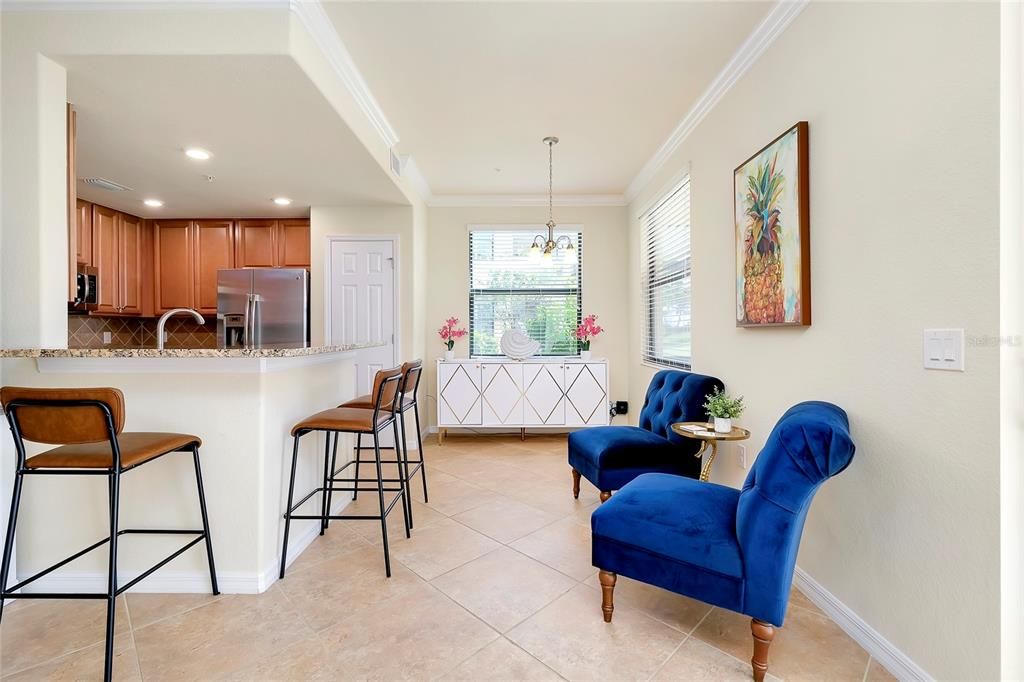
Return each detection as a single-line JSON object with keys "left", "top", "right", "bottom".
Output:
{"left": 469, "top": 229, "right": 583, "bottom": 357}
{"left": 642, "top": 177, "right": 692, "bottom": 368}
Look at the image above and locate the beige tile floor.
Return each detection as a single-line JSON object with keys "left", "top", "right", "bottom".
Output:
{"left": 0, "top": 435, "right": 895, "bottom": 681}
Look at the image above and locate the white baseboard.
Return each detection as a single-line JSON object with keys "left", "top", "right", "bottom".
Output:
{"left": 13, "top": 500, "right": 348, "bottom": 596}
{"left": 793, "top": 566, "right": 931, "bottom": 681}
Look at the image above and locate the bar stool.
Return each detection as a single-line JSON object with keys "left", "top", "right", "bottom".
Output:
{"left": 0, "top": 387, "right": 219, "bottom": 682}
{"left": 331, "top": 359, "right": 427, "bottom": 529}
{"left": 280, "top": 367, "right": 408, "bottom": 579}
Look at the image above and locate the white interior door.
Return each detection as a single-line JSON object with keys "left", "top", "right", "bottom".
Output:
{"left": 328, "top": 238, "right": 397, "bottom": 442}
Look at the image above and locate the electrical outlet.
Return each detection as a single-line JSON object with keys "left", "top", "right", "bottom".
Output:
{"left": 737, "top": 444, "right": 748, "bottom": 470}
{"left": 102, "top": 331, "right": 112, "bottom": 345}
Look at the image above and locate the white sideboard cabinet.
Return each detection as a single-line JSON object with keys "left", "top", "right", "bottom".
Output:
{"left": 436, "top": 358, "right": 609, "bottom": 442}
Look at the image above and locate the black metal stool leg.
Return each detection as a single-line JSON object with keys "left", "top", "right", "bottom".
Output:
{"left": 325, "top": 432, "right": 339, "bottom": 529}
{"left": 353, "top": 433, "right": 362, "bottom": 501}
{"left": 192, "top": 446, "right": 219, "bottom": 595}
{"left": 319, "top": 434, "right": 331, "bottom": 535}
{"left": 394, "top": 418, "right": 412, "bottom": 534}
{"left": 104, "top": 470, "right": 121, "bottom": 682}
{"left": 279, "top": 435, "right": 301, "bottom": 580}
{"left": 372, "top": 430, "right": 392, "bottom": 577}
{"left": 413, "top": 402, "right": 428, "bottom": 503}
{"left": 0, "top": 470, "right": 24, "bottom": 623}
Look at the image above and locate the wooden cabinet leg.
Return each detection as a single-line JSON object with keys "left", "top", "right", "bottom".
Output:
{"left": 599, "top": 491, "right": 611, "bottom": 503}
{"left": 750, "top": 618, "right": 775, "bottom": 682}
{"left": 438, "top": 428, "right": 446, "bottom": 446}
{"left": 571, "top": 469, "right": 581, "bottom": 499}
{"left": 599, "top": 570, "right": 616, "bottom": 623}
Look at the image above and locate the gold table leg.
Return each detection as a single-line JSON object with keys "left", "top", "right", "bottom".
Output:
{"left": 696, "top": 440, "right": 718, "bottom": 482}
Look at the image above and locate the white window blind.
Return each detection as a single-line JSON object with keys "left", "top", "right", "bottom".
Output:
{"left": 469, "top": 229, "right": 582, "bottom": 356}
{"left": 642, "top": 177, "right": 692, "bottom": 368}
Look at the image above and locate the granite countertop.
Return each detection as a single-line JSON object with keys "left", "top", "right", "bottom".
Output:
{"left": 0, "top": 343, "right": 380, "bottom": 359}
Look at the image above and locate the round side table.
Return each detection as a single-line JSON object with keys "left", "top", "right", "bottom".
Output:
{"left": 670, "top": 422, "right": 751, "bottom": 482}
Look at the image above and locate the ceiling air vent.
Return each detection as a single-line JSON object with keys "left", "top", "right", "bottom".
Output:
{"left": 389, "top": 148, "right": 403, "bottom": 177}
{"left": 81, "top": 177, "right": 133, "bottom": 192}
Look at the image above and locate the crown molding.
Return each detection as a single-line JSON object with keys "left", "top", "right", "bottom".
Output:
{"left": 624, "top": 0, "right": 809, "bottom": 203}
{"left": 426, "top": 194, "right": 628, "bottom": 208}
{"left": 0, "top": 0, "right": 287, "bottom": 10}
{"left": 288, "top": 0, "right": 399, "bottom": 149}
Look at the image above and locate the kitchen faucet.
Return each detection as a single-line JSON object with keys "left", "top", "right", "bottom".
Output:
{"left": 156, "top": 308, "right": 205, "bottom": 350}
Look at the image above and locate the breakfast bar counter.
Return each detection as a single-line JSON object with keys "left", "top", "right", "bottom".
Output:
{"left": 0, "top": 345, "right": 374, "bottom": 594}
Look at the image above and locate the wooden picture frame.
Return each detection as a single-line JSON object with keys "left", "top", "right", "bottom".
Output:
{"left": 734, "top": 121, "right": 810, "bottom": 327}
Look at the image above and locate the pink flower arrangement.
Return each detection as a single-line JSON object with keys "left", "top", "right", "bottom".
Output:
{"left": 575, "top": 313, "right": 604, "bottom": 351}
{"left": 438, "top": 316, "right": 467, "bottom": 351}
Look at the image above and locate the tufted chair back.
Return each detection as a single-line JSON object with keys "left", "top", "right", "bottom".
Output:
{"left": 735, "top": 401, "right": 856, "bottom": 624}
{"left": 638, "top": 370, "right": 723, "bottom": 445}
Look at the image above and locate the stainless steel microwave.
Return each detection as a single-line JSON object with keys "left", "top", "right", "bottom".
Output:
{"left": 71, "top": 264, "right": 98, "bottom": 312}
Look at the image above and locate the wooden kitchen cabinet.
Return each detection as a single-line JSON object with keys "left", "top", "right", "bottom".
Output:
{"left": 194, "top": 220, "right": 235, "bottom": 313}
{"left": 92, "top": 204, "right": 145, "bottom": 316}
{"left": 236, "top": 219, "right": 310, "bottom": 268}
{"left": 76, "top": 199, "right": 92, "bottom": 265}
{"left": 153, "top": 220, "right": 194, "bottom": 312}
{"left": 278, "top": 219, "right": 311, "bottom": 268}
{"left": 235, "top": 219, "right": 278, "bottom": 267}
{"left": 92, "top": 204, "right": 119, "bottom": 314}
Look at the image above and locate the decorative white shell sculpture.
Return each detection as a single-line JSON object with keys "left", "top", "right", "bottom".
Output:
{"left": 500, "top": 328, "right": 541, "bottom": 360}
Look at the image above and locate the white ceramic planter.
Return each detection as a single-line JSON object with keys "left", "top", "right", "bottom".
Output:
{"left": 445, "top": 349, "right": 455, "bottom": 360}
{"left": 713, "top": 417, "right": 732, "bottom": 434}
{"left": 580, "top": 350, "right": 592, "bottom": 361}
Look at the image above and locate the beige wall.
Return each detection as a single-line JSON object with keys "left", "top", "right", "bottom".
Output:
{"left": 625, "top": 3, "right": 999, "bottom": 677}
{"left": 423, "top": 205, "right": 630, "bottom": 430}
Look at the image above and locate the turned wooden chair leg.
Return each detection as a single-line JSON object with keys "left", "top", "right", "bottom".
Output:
{"left": 599, "top": 570, "right": 617, "bottom": 622}
{"left": 750, "top": 618, "right": 775, "bottom": 682}
{"left": 599, "top": 491, "right": 611, "bottom": 503}
{"left": 571, "top": 469, "right": 581, "bottom": 499}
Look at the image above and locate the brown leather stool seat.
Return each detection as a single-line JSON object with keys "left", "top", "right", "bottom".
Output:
{"left": 291, "top": 408, "right": 391, "bottom": 436}
{"left": 0, "top": 386, "right": 218, "bottom": 682}
{"left": 26, "top": 433, "right": 201, "bottom": 470}
{"left": 338, "top": 394, "right": 414, "bottom": 411}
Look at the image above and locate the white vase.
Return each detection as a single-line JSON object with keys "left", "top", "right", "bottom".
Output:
{"left": 580, "top": 350, "right": 592, "bottom": 361}
{"left": 444, "top": 349, "right": 455, "bottom": 360}
{"left": 713, "top": 417, "right": 732, "bottom": 434}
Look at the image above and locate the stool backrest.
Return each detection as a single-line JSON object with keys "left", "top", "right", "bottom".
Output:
{"left": 400, "top": 359, "right": 423, "bottom": 400}
{"left": 370, "top": 367, "right": 404, "bottom": 416}
{"left": 639, "top": 370, "right": 723, "bottom": 444}
{"left": 735, "top": 401, "right": 855, "bottom": 624}
{"left": 0, "top": 386, "right": 125, "bottom": 445}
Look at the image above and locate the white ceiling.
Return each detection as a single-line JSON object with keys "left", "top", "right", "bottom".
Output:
{"left": 324, "top": 1, "right": 772, "bottom": 197}
{"left": 66, "top": 54, "right": 408, "bottom": 219}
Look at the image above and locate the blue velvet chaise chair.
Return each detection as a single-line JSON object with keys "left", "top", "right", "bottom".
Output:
{"left": 591, "top": 401, "right": 855, "bottom": 681}
{"left": 568, "top": 369, "right": 722, "bottom": 502}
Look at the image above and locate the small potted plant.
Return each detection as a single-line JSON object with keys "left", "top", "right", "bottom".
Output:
{"left": 575, "top": 313, "right": 604, "bottom": 361}
{"left": 439, "top": 316, "right": 467, "bottom": 360}
{"left": 703, "top": 387, "right": 745, "bottom": 434}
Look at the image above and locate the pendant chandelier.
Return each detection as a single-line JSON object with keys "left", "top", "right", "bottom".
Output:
{"left": 530, "top": 136, "right": 575, "bottom": 260}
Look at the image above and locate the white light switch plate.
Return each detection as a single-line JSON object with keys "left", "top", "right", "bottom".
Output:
{"left": 923, "top": 329, "right": 964, "bottom": 371}
{"left": 102, "top": 331, "right": 112, "bottom": 345}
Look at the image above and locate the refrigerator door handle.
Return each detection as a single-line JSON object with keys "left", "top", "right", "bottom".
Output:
{"left": 251, "top": 294, "right": 263, "bottom": 347}
{"left": 243, "top": 293, "right": 253, "bottom": 348}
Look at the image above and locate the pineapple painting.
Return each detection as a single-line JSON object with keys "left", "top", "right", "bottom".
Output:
{"left": 734, "top": 122, "right": 811, "bottom": 327}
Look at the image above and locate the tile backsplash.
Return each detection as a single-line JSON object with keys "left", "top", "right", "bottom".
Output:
{"left": 68, "top": 315, "right": 218, "bottom": 350}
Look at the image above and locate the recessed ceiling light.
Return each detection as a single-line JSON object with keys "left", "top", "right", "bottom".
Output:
{"left": 143, "top": 199, "right": 164, "bottom": 207}
{"left": 185, "top": 147, "right": 211, "bottom": 160}
{"left": 273, "top": 197, "right": 292, "bottom": 206}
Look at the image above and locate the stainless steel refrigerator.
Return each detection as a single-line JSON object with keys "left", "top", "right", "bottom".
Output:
{"left": 217, "top": 268, "right": 310, "bottom": 348}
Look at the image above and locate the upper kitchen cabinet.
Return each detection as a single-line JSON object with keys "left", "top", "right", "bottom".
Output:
{"left": 236, "top": 219, "right": 310, "bottom": 268}
{"left": 278, "top": 219, "right": 311, "bottom": 269}
{"left": 91, "top": 204, "right": 148, "bottom": 316}
{"left": 153, "top": 219, "right": 235, "bottom": 315}
{"left": 194, "top": 220, "right": 235, "bottom": 313}
{"left": 236, "top": 219, "right": 278, "bottom": 267}
{"left": 76, "top": 199, "right": 92, "bottom": 265}
{"left": 153, "top": 220, "right": 195, "bottom": 312}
